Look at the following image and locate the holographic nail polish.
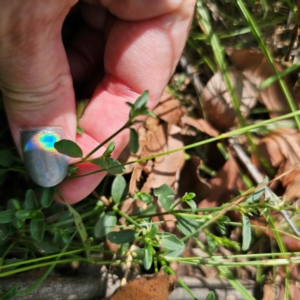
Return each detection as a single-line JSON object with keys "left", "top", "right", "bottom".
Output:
{"left": 21, "top": 127, "right": 68, "bottom": 187}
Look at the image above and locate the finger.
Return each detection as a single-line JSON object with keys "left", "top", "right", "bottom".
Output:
{"left": 0, "top": 0, "right": 78, "bottom": 186}
{"left": 58, "top": 0, "right": 195, "bottom": 203}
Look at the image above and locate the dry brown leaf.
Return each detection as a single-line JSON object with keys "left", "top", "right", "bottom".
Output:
{"left": 284, "top": 173, "right": 300, "bottom": 203}
{"left": 153, "top": 90, "right": 187, "bottom": 125}
{"left": 129, "top": 121, "right": 185, "bottom": 195}
{"left": 262, "top": 283, "right": 276, "bottom": 300}
{"left": 199, "top": 154, "right": 245, "bottom": 213}
{"left": 227, "top": 49, "right": 297, "bottom": 118}
{"left": 181, "top": 116, "right": 220, "bottom": 137}
{"left": 178, "top": 156, "right": 210, "bottom": 205}
{"left": 252, "top": 128, "right": 300, "bottom": 190}
{"left": 201, "top": 68, "right": 258, "bottom": 130}
{"left": 102, "top": 271, "right": 177, "bottom": 300}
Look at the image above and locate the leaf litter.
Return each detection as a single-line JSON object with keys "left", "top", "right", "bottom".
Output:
{"left": 97, "top": 7, "right": 300, "bottom": 300}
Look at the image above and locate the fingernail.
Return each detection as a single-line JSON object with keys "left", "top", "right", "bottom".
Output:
{"left": 21, "top": 127, "right": 68, "bottom": 187}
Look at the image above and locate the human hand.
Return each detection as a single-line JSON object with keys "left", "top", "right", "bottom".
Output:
{"left": 0, "top": 0, "right": 196, "bottom": 203}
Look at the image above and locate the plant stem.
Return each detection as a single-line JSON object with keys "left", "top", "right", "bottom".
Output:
{"left": 66, "top": 109, "right": 300, "bottom": 180}
{"left": 113, "top": 205, "right": 142, "bottom": 229}
{"left": 82, "top": 122, "right": 130, "bottom": 162}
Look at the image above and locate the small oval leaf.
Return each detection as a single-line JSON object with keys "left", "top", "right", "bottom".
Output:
{"left": 153, "top": 184, "right": 175, "bottom": 212}
{"left": 159, "top": 233, "right": 184, "bottom": 257}
{"left": 15, "top": 210, "right": 34, "bottom": 219}
{"left": 0, "top": 210, "right": 15, "bottom": 224}
{"left": 94, "top": 212, "right": 117, "bottom": 238}
{"left": 242, "top": 214, "right": 251, "bottom": 251}
{"left": 107, "top": 229, "right": 137, "bottom": 244}
{"left": 111, "top": 175, "right": 127, "bottom": 204}
{"left": 143, "top": 244, "right": 153, "bottom": 270}
{"left": 91, "top": 157, "right": 125, "bottom": 175}
{"left": 205, "top": 291, "right": 216, "bottom": 300}
{"left": 7, "top": 198, "right": 21, "bottom": 210}
{"left": 103, "top": 142, "right": 115, "bottom": 158}
{"left": 30, "top": 218, "right": 45, "bottom": 242}
{"left": 40, "top": 187, "right": 55, "bottom": 208}
{"left": 130, "top": 128, "right": 139, "bottom": 154}
{"left": 25, "top": 189, "right": 39, "bottom": 211}
{"left": 176, "top": 215, "right": 199, "bottom": 236}
{"left": 54, "top": 139, "right": 83, "bottom": 158}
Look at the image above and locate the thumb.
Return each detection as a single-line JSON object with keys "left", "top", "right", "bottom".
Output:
{"left": 0, "top": 1, "right": 77, "bottom": 187}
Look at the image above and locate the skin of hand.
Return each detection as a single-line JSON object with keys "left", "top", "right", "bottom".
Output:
{"left": 0, "top": 0, "right": 196, "bottom": 204}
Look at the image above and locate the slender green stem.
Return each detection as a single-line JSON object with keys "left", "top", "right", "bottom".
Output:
{"left": 193, "top": 238, "right": 255, "bottom": 300}
{"left": 81, "top": 122, "right": 130, "bottom": 162}
{"left": 113, "top": 205, "right": 142, "bottom": 229}
{"left": 163, "top": 256, "right": 300, "bottom": 267}
{"left": 14, "top": 233, "right": 75, "bottom": 296}
{"left": 66, "top": 109, "right": 300, "bottom": 180}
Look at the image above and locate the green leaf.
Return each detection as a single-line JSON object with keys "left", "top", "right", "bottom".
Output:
{"left": 103, "top": 142, "right": 115, "bottom": 158}
{"left": 33, "top": 211, "right": 45, "bottom": 221}
{"left": 76, "top": 127, "right": 84, "bottom": 134}
{"left": 242, "top": 214, "right": 251, "bottom": 251}
{"left": 127, "top": 91, "right": 156, "bottom": 120}
{"left": 76, "top": 98, "right": 89, "bottom": 120}
{"left": 216, "top": 221, "right": 226, "bottom": 236}
{"left": 182, "top": 192, "right": 196, "bottom": 202}
{"left": 0, "top": 210, "right": 15, "bottom": 223}
{"left": 0, "top": 285, "right": 20, "bottom": 299}
{"left": 206, "top": 233, "right": 217, "bottom": 253}
{"left": 148, "top": 223, "right": 158, "bottom": 239}
{"left": 7, "top": 198, "right": 21, "bottom": 210}
{"left": 205, "top": 291, "right": 216, "bottom": 300}
{"left": 91, "top": 157, "right": 125, "bottom": 174}
{"left": 12, "top": 218, "right": 23, "bottom": 229}
{"left": 66, "top": 204, "right": 90, "bottom": 256}
{"left": 176, "top": 215, "right": 199, "bottom": 236}
{"left": 216, "top": 215, "right": 230, "bottom": 235}
{"left": 245, "top": 178, "right": 268, "bottom": 204}
{"left": 94, "top": 212, "right": 117, "bottom": 238}
{"left": 54, "top": 139, "right": 83, "bottom": 158}
{"left": 143, "top": 244, "right": 153, "bottom": 270}
{"left": 130, "top": 129, "right": 139, "bottom": 154}
{"left": 107, "top": 229, "right": 138, "bottom": 244}
{"left": 158, "top": 233, "right": 184, "bottom": 257}
{"left": 111, "top": 176, "right": 127, "bottom": 204}
{"left": 30, "top": 219, "right": 45, "bottom": 241}
{"left": 217, "top": 236, "right": 240, "bottom": 251}
{"left": 134, "top": 192, "right": 152, "bottom": 204}
{"left": 185, "top": 199, "right": 197, "bottom": 212}
{"left": 15, "top": 210, "right": 35, "bottom": 219}
{"left": 25, "top": 189, "right": 39, "bottom": 211}
{"left": 61, "top": 230, "right": 72, "bottom": 244}
{"left": 141, "top": 202, "right": 157, "bottom": 215}
{"left": 134, "top": 90, "right": 149, "bottom": 109}
{"left": 153, "top": 184, "right": 175, "bottom": 212}
{"left": 0, "top": 223, "right": 11, "bottom": 241}
{"left": 40, "top": 187, "right": 54, "bottom": 208}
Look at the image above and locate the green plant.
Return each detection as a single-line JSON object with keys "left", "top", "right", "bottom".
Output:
{"left": 2, "top": 1, "right": 300, "bottom": 299}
